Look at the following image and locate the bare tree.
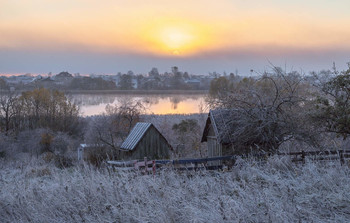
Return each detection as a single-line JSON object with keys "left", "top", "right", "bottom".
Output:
{"left": 0, "top": 90, "right": 19, "bottom": 134}
{"left": 18, "top": 88, "right": 80, "bottom": 134}
{"left": 86, "top": 99, "right": 145, "bottom": 150}
{"left": 207, "top": 66, "right": 316, "bottom": 153}
{"left": 172, "top": 119, "right": 203, "bottom": 157}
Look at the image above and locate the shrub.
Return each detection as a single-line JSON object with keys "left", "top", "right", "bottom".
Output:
{"left": 85, "top": 146, "right": 116, "bottom": 167}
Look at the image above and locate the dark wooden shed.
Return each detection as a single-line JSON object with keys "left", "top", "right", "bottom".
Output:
{"left": 120, "top": 122, "right": 171, "bottom": 160}
{"left": 201, "top": 109, "right": 237, "bottom": 164}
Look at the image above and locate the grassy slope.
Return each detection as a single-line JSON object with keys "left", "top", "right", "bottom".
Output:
{"left": 0, "top": 157, "right": 349, "bottom": 222}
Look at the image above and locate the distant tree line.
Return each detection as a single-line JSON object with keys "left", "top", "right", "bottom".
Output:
{"left": 113, "top": 67, "right": 211, "bottom": 90}
{"left": 0, "top": 88, "right": 80, "bottom": 135}
{"left": 0, "top": 87, "right": 82, "bottom": 164}
{"left": 69, "top": 77, "right": 117, "bottom": 90}
{"left": 1, "top": 67, "right": 213, "bottom": 91}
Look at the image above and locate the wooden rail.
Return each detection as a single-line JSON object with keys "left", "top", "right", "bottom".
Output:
{"left": 107, "top": 156, "right": 235, "bottom": 173}
{"left": 277, "top": 150, "right": 350, "bottom": 165}
{"left": 107, "top": 150, "right": 350, "bottom": 173}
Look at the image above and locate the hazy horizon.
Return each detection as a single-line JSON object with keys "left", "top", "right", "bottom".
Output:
{"left": 1, "top": 0, "right": 350, "bottom": 75}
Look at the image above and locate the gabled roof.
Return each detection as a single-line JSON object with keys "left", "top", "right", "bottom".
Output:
{"left": 201, "top": 109, "right": 238, "bottom": 144}
{"left": 120, "top": 122, "right": 152, "bottom": 150}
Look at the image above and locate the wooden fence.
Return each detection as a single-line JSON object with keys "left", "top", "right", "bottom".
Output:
{"left": 107, "top": 156, "right": 236, "bottom": 174}
{"left": 107, "top": 150, "right": 350, "bottom": 174}
{"left": 277, "top": 150, "right": 350, "bottom": 164}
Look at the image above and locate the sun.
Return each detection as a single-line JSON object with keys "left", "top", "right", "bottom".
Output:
{"left": 141, "top": 19, "right": 211, "bottom": 56}
{"left": 159, "top": 27, "right": 194, "bottom": 55}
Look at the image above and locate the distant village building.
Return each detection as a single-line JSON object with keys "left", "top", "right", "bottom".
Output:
{"left": 131, "top": 78, "right": 138, "bottom": 89}
{"left": 184, "top": 79, "right": 201, "bottom": 89}
{"left": 100, "top": 75, "right": 120, "bottom": 87}
{"left": 34, "top": 77, "right": 56, "bottom": 88}
{"left": 5, "top": 75, "right": 35, "bottom": 85}
{"left": 119, "top": 122, "right": 171, "bottom": 160}
{"left": 53, "top": 71, "right": 74, "bottom": 85}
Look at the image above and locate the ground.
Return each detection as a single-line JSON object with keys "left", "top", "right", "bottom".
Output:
{"left": 0, "top": 157, "right": 349, "bottom": 222}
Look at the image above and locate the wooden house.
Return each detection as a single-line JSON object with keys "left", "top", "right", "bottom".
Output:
{"left": 201, "top": 109, "right": 236, "bottom": 165}
{"left": 119, "top": 122, "right": 171, "bottom": 160}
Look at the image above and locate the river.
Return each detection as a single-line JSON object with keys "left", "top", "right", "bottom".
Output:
{"left": 71, "top": 93, "right": 208, "bottom": 116}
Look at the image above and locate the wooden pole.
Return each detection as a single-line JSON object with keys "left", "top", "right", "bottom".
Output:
{"left": 152, "top": 160, "right": 156, "bottom": 176}
{"left": 301, "top": 151, "right": 305, "bottom": 164}
{"left": 144, "top": 157, "right": 147, "bottom": 174}
{"left": 340, "top": 150, "right": 345, "bottom": 166}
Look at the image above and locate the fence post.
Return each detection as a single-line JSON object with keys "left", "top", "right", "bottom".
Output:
{"left": 152, "top": 160, "right": 156, "bottom": 176}
{"left": 301, "top": 151, "right": 305, "bottom": 164}
{"left": 144, "top": 157, "right": 147, "bottom": 174}
{"left": 133, "top": 160, "right": 138, "bottom": 170}
{"left": 340, "top": 150, "right": 345, "bottom": 166}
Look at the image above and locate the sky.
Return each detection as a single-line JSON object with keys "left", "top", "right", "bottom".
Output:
{"left": 1, "top": 0, "right": 350, "bottom": 75}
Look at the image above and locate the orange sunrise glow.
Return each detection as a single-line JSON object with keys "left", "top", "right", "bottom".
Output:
{"left": 141, "top": 19, "right": 213, "bottom": 56}
{"left": 1, "top": 0, "right": 350, "bottom": 73}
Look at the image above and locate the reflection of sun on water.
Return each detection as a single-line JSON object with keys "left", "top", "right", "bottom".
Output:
{"left": 78, "top": 95, "right": 208, "bottom": 116}
{"left": 150, "top": 98, "right": 203, "bottom": 114}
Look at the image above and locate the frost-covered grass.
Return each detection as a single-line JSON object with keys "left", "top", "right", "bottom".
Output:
{"left": 0, "top": 157, "right": 349, "bottom": 222}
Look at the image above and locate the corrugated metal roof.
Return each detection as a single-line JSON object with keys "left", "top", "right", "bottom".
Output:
{"left": 120, "top": 122, "right": 152, "bottom": 150}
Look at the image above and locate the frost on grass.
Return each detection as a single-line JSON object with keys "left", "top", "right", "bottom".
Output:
{"left": 0, "top": 157, "right": 349, "bottom": 223}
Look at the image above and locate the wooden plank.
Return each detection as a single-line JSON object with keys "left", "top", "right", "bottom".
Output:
{"left": 107, "top": 160, "right": 137, "bottom": 167}
{"left": 152, "top": 156, "right": 234, "bottom": 165}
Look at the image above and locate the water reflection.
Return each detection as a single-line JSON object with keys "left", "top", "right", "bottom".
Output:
{"left": 71, "top": 94, "right": 208, "bottom": 116}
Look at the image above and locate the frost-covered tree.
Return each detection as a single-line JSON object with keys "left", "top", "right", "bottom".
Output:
{"left": 313, "top": 63, "right": 350, "bottom": 139}
{"left": 86, "top": 99, "right": 145, "bottom": 150}
{"left": 207, "top": 67, "right": 316, "bottom": 153}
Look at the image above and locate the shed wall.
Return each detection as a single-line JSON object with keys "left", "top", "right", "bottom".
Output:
{"left": 122, "top": 126, "right": 170, "bottom": 160}
{"left": 207, "top": 125, "right": 222, "bottom": 165}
